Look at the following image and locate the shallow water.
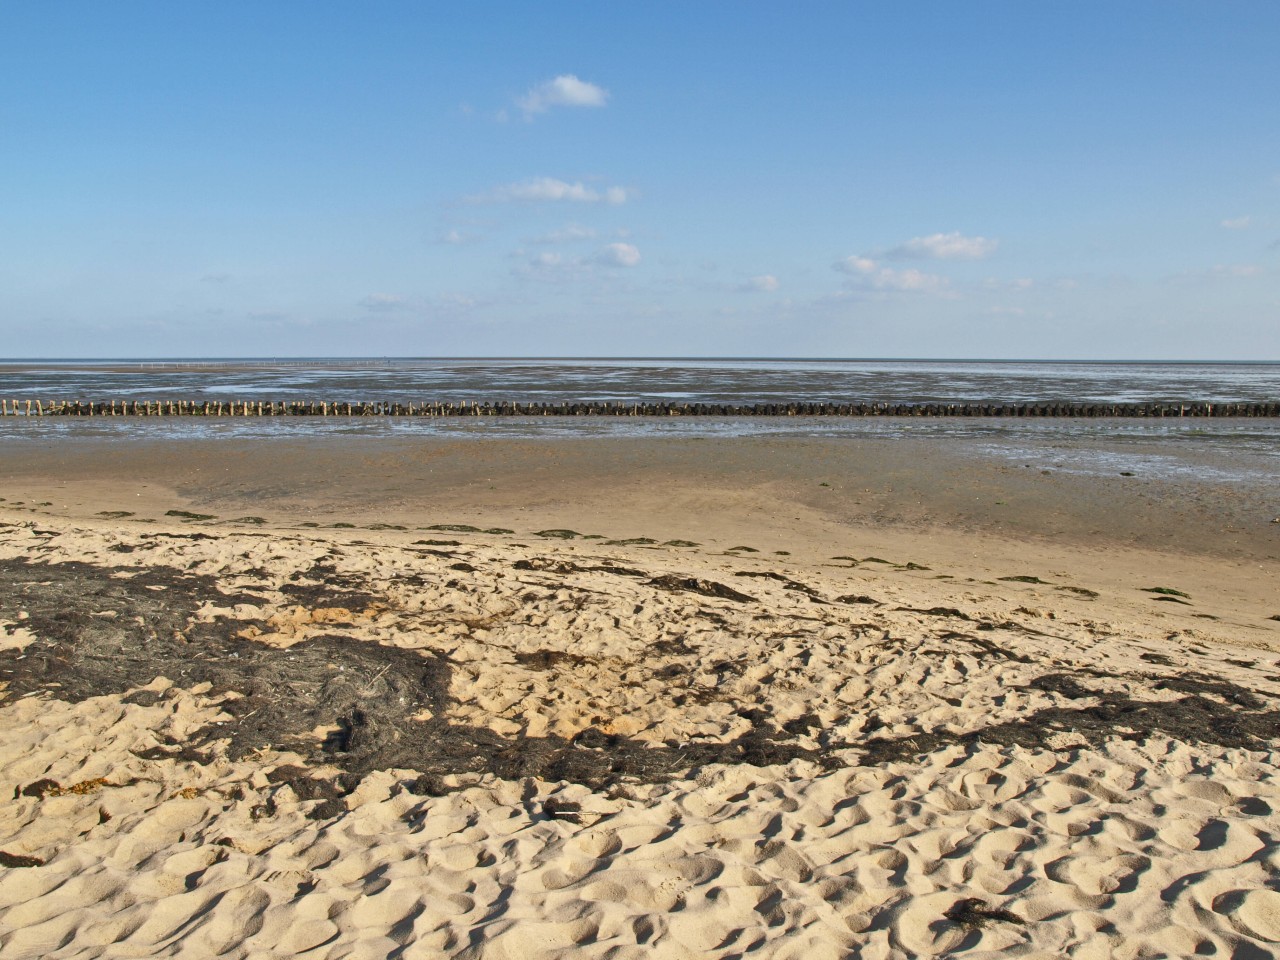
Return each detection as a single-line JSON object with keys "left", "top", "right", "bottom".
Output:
{"left": 1, "top": 359, "right": 1277, "bottom": 483}
{"left": 2, "top": 358, "right": 1277, "bottom": 405}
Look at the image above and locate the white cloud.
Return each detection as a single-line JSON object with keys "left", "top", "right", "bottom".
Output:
{"left": 513, "top": 242, "right": 640, "bottom": 280}
{"left": 360, "top": 293, "right": 408, "bottom": 312}
{"left": 834, "top": 255, "right": 947, "bottom": 292}
{"left": 739, "top": 274, "right": 779, "bottom": 292}
{"left": 479, "top": 177, "right": 630, "bottom": 204}
{"left": 598, "top": 242, "right": 641, "bottom": 267}
{"left": 1221, "top": 215, "right": 1252, "bottom": 230}
{"left": 518, "top": 74, "right": 609, "bottom": 117}
{"left": 838, "top": 256, "right": 878, "bottom": 275}
{"left": 886, "top": 231, "right": 998, "bottom": 260}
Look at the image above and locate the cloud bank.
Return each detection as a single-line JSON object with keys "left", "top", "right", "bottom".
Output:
{"left": 886, "top": 232, "right": 998, "bottom": 261}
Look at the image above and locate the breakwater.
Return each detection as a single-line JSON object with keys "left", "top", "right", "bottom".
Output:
{"left": 2, "top": 399, "right": 1278, "bottom": 417}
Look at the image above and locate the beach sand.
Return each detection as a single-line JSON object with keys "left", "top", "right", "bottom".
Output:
{"left": 1, "top": 435, "right": 1278, "bottom": 958}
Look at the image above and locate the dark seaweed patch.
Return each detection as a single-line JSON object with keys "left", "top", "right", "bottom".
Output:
{"left": 1057, "top": 586, "right": 1100, "bottom": 599}
{"left": 0, "top": 557, "right": 818, "bottom": 801}
{"left": 895, "top": 606, "right": 974, "bottom": 621}
{"left": 513, "top": 558, "right": 648, "bottom": 578}
{"left": 0, "top": 851, "right": 44, "bottom": 868}
{"left": 164, "top": 510, "right": 217, "bottom": 522}
{"left": 944, "top": 898, "right": 1024, "bottom": 929}
{"left": 860, "top": 671, "right": 1279, "bottom": 765}
{"left": 515, "top": 650, "right": 594, "bottom": 671}
{"left": 935, "top": 632, "right": 1034, "bottom": 664}
{"left": 6, "top": 555, "right": 1274, "bottom": 807}
{"left": 647, "top": 575, "right": 754, "bottom": 603}
{"left": 735, "top": 571, "right": 825, "bottom": 600}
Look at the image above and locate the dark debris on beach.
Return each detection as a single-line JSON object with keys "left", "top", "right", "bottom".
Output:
{"left": 1, "top": 555, "right": 1277, "bottom": 817}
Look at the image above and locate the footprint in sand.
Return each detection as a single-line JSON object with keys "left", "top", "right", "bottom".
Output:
{"left": 1213, "top": 888, "right": 1280, "bottom": 942}
{"left": 1046, "top": 852, "right": 1150, "bottom": 896}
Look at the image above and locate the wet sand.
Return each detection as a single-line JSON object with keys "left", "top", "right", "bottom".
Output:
{"left": 4, "top": 433, "right": 1276, "bottom": 552}
{"left": 1, "top": 434, "right": 1278, "bottom": 957}
{"left": 5, "top": 434, "right": 1278, "bottom": 627}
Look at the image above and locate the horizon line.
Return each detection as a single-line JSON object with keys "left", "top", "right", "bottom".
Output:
{"left": 2, "top": 356, "right": 1278, "bottom": 365}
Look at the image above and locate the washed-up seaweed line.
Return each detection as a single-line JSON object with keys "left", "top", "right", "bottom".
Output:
{"left": 2, "top": 399, "right": 1279, "bottom": 418}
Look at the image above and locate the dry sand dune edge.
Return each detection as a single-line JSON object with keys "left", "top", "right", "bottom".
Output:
{"left": 1, "top": 515, "right": 1278, "bottom": 959}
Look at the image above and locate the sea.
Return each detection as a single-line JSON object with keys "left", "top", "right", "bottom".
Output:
{"left": 1, "top": 358, "right": 1278, "bottom": 483}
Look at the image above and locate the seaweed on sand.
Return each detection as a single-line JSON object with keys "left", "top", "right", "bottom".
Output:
{"left": 0, "top": 557, "right": 819, "bottom": 804}
{"left": 534, "top": 529, "right": 583, "bottom": 540}
{"left": 3, "top": 555, "right": 1274, "bottom": 811}
{"left": 734, "top": 571, "right": 825, "bottom": 601}
{"left": 647, "top": 575, "right": 754, "bottom": 603}
{"left": 944, "top": 899, "right": 1024, "bottom": 929}
{"left": 859, "top": 671, "right": 1279, "bottom": 765}
{"left": 164, "top": 510, "right": 217, "bottom": 522}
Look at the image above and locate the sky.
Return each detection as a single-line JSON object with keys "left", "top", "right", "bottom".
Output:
{"left": 1, "top": 2, "right": 1278, "bottom": 359}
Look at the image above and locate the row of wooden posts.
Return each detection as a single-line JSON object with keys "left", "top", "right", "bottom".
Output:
{"left": 2, "top": 399, "right": 1278, "bottom": 418}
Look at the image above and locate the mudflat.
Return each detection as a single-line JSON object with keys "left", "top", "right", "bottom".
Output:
{"left": 1, "top": 433, "right": 1278, "bottom": 958}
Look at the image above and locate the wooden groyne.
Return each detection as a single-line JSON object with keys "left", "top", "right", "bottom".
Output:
{"left": 2, "top": 399, "right": 1278, "bottom": 418}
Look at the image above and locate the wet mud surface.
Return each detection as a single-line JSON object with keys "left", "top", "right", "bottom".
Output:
{"left": 1, "top": 556, "right": 1276, "bottom": 811}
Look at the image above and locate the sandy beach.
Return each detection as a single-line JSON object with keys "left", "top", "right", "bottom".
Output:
{"left": 1, "top": 435, "right": 1278, "bottom": 958}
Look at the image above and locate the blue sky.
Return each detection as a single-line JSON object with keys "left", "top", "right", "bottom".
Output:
{"left": 2, "top": 2, "right": 1278, "bottom": 358}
